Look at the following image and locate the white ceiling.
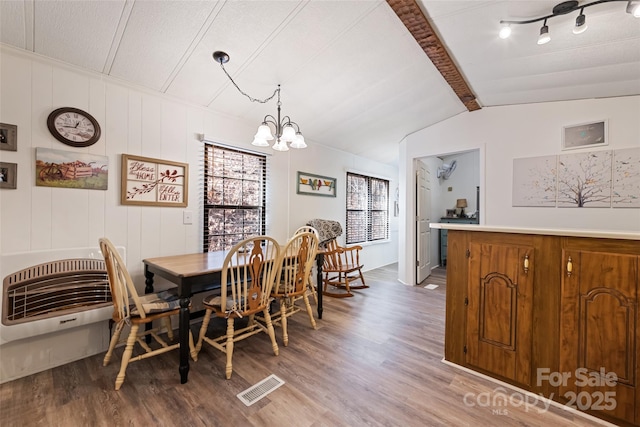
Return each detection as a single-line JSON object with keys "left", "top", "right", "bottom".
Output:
{"left": 1, "top": 0, "right": 639, "bottom": 165}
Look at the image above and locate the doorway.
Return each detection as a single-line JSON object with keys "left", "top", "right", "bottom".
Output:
{"left": 415, "top": 149, "right": 480, "bottom": 275}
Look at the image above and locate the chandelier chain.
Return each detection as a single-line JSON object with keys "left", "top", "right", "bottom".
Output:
{"left": 217, "top": 62, "right": 279, "bottom": 104}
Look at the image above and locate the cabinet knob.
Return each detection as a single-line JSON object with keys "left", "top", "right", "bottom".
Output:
{"left": 523, "top": 254, "right": 529, "bottom": 274}
{"left": 567, "top": 256, "right": 573, "bottom": 277}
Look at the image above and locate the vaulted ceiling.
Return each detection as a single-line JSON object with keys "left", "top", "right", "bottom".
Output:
{"left": 1, "top": 0, "right": 639, "bottom": 164}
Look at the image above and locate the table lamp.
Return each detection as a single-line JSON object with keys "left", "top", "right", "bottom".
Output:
{"left": 456, "top": 198, "right": 468, "bottom": 217}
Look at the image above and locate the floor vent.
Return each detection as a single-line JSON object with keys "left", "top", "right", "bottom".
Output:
{"left": 237, "top": 374, "right": 285, "bottom": 406}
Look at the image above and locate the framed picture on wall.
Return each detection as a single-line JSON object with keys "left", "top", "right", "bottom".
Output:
{"left": 562, "top": 120, "right": 608, "bottom": 151}
{"left": 0, "top": 162, "right": 17, "bottom": 189}
{"left": 121, "top": 154, "right": 188, "bottom": 207}
{"left": 297, "top": 171, "right": 336, "bottom": 197}
{"left": 0, "top": 123, "right": 18, "bottom": 151}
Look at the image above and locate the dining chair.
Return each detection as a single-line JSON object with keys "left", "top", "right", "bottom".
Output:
{"left": 193, "top": 236, "right": 281, "bottom": 379}
{"left": 99, "top": 237, "right": 195, "bottom": 390}
{"left": 292, "top": 226, "right": 320, "bottom": 303}
{"left": 271, "top": 231, "right": 319, "bottom": 346}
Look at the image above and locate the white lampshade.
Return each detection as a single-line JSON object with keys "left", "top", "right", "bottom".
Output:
{"left": 272, "top": 139, "right": 289, "bottom": 151}
{"left": 289, "top": 133, "right": 307, "bottom": 149}
{"left": 255, "top": 123, "right": 274, "bottom": 140}
{"left": 251, "top": 137, "right": 270, "bottom": 147}
{"left": 281, "top": 124, "right": 296, "bottom": 143}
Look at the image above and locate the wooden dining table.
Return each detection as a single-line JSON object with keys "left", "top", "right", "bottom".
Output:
{"left": 143, "top": 249, "right": 324, "bottom": 384}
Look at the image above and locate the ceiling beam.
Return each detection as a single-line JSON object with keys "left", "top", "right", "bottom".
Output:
{"left": 386, "top": 0, "right": 481, "bottom": 112}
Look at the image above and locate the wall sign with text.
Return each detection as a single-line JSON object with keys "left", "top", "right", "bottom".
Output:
{"left": 121, "top": 154, "right": 188, "bottom": 207}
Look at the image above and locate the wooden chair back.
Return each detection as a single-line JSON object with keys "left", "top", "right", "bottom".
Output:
{"left": 274, "top": 231, "right": 319, "bottom": 297}
{"left": 220, "top": 236, "right": 282, "bottom": 318}
{"left": 293, "top": 225, "right": 319, "bottom": 240}
{"left": 99, "top": 237, "right": 146, "bottom": 321}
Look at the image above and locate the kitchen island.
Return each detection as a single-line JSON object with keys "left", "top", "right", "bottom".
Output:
{"left": 430, "top": 223, "right": 640, "bottom": 426}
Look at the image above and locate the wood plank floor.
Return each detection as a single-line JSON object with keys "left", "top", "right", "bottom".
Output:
{"left": 0, "top": 265, "right": 611, "bottom": 426}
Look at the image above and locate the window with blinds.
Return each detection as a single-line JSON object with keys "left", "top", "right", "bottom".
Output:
{"left": 346, "top": 172, "right": 389, "bottom": 244}
{"left": 203, "top": 144, "right": 267, "bottom": 252}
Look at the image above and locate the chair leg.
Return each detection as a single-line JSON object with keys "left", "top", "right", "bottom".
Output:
{"left": 189, "top": 330, "right": 198, "bottom": 361}
{"left": 115, "top": 324, "right": 139, "bottom": 390}
{"left": 194, "top": 309, "right": 212, "bottom": 358}
{"left": 103, "top": 320, "right": 124, "bottom": 367}
{"left": 224, "top": 317, "right": 234, "bottom": 380}
{"left": 280, "top": 298, "right": 288, "bottom": 347}
{"left": 302, "top": 293, "right": 317, "bottom": 330}
{"left": 263, "top": 309, "right": 279, "bottom": 357}
{"left": 164, "top": 317, "right": 174, "bottom": 341}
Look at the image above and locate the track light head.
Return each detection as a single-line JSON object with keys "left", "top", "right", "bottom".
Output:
{"left": 538, "top": 21, "right": 551, "bottom": 44}
{"left": 573, "top": 9, "right": 588, "bottom": 34}
{"left": 627, "top": 0, "right": 640, "bottom": 17}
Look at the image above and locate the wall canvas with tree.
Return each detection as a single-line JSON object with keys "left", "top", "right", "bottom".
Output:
{"left": 512, "top": 155, "right": 557, "bottom": 207}
{"left": 557, "top": 150, "right": 612, "bottom": 208}
{"left": 612, "top": 147, "right": 640, "bottom": 208}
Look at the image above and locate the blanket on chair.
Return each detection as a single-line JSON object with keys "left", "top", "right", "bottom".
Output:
{"left": 306, "top": 219, "right": 343, "bottom": 247}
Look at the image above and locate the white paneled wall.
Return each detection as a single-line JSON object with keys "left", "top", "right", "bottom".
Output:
{"left": 0, "top": 46, "right": 399, "bottom": 382}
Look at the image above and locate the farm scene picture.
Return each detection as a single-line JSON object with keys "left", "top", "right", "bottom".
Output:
{"left": 36, "top": 147, "right": 108, "bottom": 190}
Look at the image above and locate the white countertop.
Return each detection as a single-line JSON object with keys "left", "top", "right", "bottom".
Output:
{"left": 429, "top": 223, "right": 640, "bottom": 240}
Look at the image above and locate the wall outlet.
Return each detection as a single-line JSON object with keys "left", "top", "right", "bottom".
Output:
{"left": 183, "top": 211, "right": 193, "bottom": 225}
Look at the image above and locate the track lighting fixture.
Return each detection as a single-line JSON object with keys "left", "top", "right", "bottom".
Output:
{"left": 499, "top": 0, "right": 639, "bottom": 44}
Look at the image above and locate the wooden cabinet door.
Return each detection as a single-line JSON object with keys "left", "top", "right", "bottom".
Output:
{"left": 466, "top": 242, "right": 534, "bottom": 386}
{"left": 560, "top": 250, "right": 638, "bottom": 424}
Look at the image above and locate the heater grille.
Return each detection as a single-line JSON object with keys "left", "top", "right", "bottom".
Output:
{"left": 3, "top": 259, "right": 111, "bottom": 325}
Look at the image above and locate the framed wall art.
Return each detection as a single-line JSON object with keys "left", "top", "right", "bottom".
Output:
{"left": 121, "top": 154, "right": 188, "bottom": 207}
{"left": 562, "top": 120, "right": 607, "bottom": 151}
{"left": 0, "top": 162, "right": 17, "bottom": 189}
{"left": 36, "top": 147, "right": 108, "bottom": 190}
{"left": 0, "top": 123, "right": 17, "bottom": 151}
{"left": 297, "top": 171, "right": 336, "bottom": 197}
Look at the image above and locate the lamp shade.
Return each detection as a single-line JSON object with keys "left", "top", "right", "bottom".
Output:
{"left": 281, "top": 124, "right": 296, "bottom": 143}
{"left": 255, "top": 123, "right": 274, "bottom": 140}
{"left": 289, "top": 133, "right": 307, "bottom": 149}
{"left": 456, "top": 199, "right": 468, "bottom": 208}
{"left": 272, "top": 139, "right": 289, "bottom": 151}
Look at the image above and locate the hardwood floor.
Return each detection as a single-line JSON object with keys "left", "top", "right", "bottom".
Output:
{"left": 0, "top": 265, "right": 610, "bottom": 426}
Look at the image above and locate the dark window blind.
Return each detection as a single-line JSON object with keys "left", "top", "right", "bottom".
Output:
{"left": 203, "top": 143, "right": 267, "bottom": 252}
{"left": 346, "top": 172, "right": 389, "bottom": 244}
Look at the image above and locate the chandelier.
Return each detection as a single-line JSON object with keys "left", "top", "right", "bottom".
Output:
{"left": 498, "top": 0, "right": 640, "bottom": 45}
{"left": 212, "top": 51, "right": 306, "bottom": 151}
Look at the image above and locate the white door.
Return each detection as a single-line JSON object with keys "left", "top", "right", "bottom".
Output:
{"left": 416, "top": 160, "right": 431, "bottom": 283}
